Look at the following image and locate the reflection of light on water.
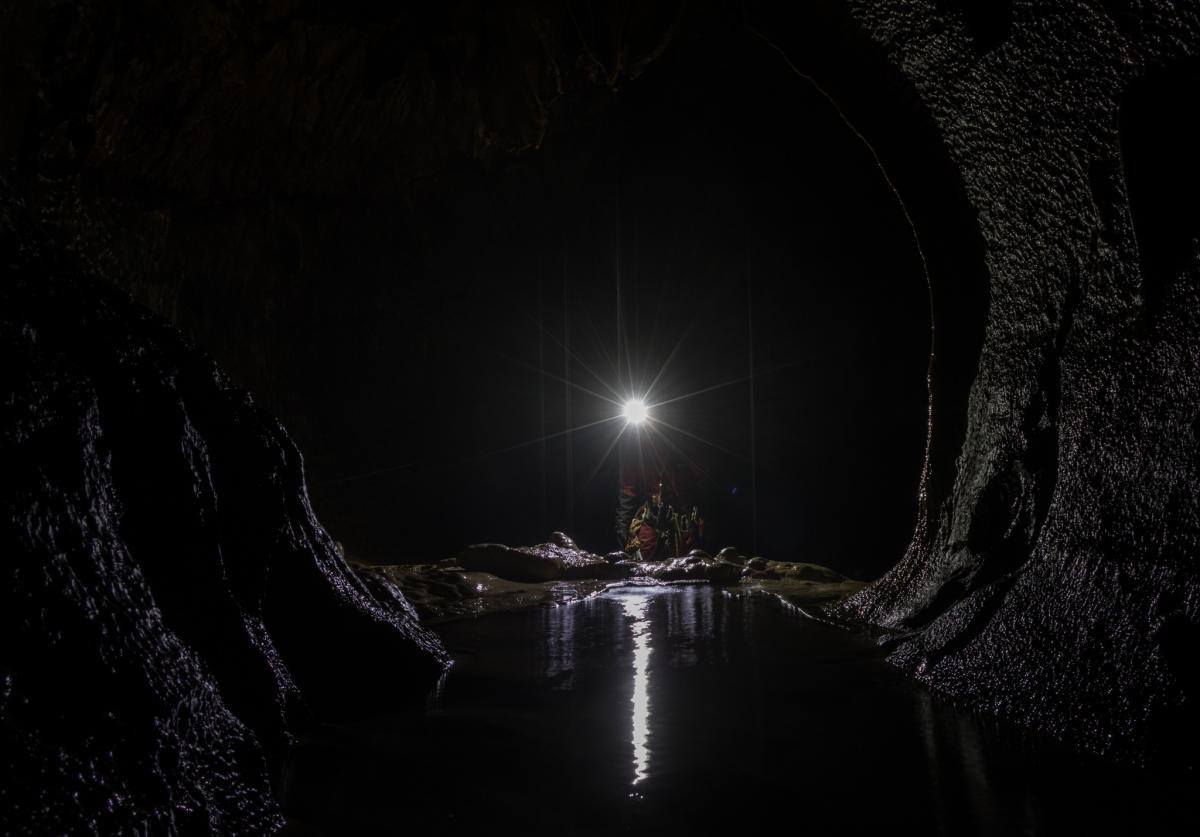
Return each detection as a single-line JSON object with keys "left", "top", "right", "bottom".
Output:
{"left": 614, "top": 591, "right": 654, "bottom": 785}
{"left": 542, "top": 595, "right": 577, "bottom": 688}
{"left": 426, "top": 666, "right": 452, "bottom": 711}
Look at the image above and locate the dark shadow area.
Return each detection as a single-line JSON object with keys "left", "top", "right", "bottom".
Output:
{"left": 743, "top": 0, "right": 990, "bottom": 560}
{"left": 1121, "top": 56, "right": 1200, "bottom": 315}
{"left": 939, "top": 0, "right": 1014, "bottom": 54}
{"left": 306, "top": 7, "right": 937, "bottom": 580}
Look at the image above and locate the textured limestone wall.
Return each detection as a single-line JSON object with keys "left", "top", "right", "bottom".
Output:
{"left": 0, "top": 183, "right": 448, "bottom": 832}
{"left": 0, "top": 5, "right": 678, "bottom": 829}
{"left": 837, "top": 0, "right": 1200, "bottom": 764}
{"left": 5, "top": 11, "right": 1200, "bottom": 832}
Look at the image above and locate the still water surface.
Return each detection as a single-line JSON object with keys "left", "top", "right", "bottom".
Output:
{"left": 285, "top": 584, "right": 1199, "bottom": 835}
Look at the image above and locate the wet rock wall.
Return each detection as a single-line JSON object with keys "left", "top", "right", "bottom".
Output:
{"left": 835, "top": 0, "right": 1200, "bottom": 764}
{"left": 4, "top": 1, "right": 1199, "bottom": 812}
{"left": 0, "top": 3, "right": 681, "bottom": 829}
{"left": 0, "top": 184, "right": 448, "bottom": 832}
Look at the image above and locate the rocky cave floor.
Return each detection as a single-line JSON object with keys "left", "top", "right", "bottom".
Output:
{"left": 352, "top": 531, "right": 866, "bottom": 625}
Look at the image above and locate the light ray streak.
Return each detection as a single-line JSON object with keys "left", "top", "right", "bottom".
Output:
{"left": 636, "top": 425, "right": 648, "bottom": 484}
{"left": 648, "top": 359, "right": 805, "bottom": 410}
{"left": 643, "top": 318, "right": 699, "bottom": 402}
{"left": 581, "top": 424, "right": 627, "bottom": 492}
{"left": 312, "top": 414, "right": 623, "bottom": 493}
{"left": 646, "top": 271, "right": 667, "bottom": 378}
{"left": 644, "top": 423, "right": 722, "bottom": 491}
{"left": 620, "top": 309, "right": 637, "bottom": 396}
{"left": 649, "top": 417, "right": 746, "bottom": 460}
{"left": 495, "top": 350, "right": 625, "bottom": 408}
{"left": 581, "top": 303, "right": 623, "bottom": 389}
{"left": 520, "top": 312, "right": 627, "bottom": 403}
{"left": 648, "top": 374, "right": 757, "bottom": 409}
{"left": 643, "top": 291, "right": 719, "bottom": 399}
{"left": 485, "top": 414, "right": 623, "bottom": 458}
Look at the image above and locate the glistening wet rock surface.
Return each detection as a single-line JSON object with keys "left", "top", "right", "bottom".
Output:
{"left": 456, "top": 533, "right": 629, "bottom": 582}
{"left": 356, "top": 563, "right": 613, "bottom": 624}
{"left": 3, "top": 1, "right": 1199, "bottom": 821}
{"left": 826, "top": 1, "right": 1200, "bottom": 764}
{"left": 0, "top": 188, "right": 447, "bottom": 832}
{"left": 357, "top": 535, "right": 864, "bottom": 623}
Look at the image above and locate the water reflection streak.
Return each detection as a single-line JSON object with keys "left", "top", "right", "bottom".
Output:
{"left": 613, "top": 589, "right": 654, "bottom": 785}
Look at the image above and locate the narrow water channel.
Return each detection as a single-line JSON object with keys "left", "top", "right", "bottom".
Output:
{"left": 282, "top": 584, "right": 1200, "bottom": 835}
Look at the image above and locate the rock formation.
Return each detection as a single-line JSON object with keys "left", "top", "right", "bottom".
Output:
{"left": 4, "top": 4, "right": 1200, "bottom": 833}
{"left": 358, "top": 534, "right": 863, "bottom": 623}
{"left": 0, "top": 184, "right": 448, "bottom": 832}
{"left": 820, "top": 0, "right": 1200, "bottom": 765}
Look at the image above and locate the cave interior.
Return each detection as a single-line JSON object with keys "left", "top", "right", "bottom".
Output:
{"left": 3, "top": 1, "right": 1200, "bottom": 834}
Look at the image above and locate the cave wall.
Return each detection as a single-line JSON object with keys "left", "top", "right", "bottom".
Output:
{"left": 0, "top": 4, "right": 676, "bottom": 830}
{"left": 834, "top": 0, "right": 1200, "bottom": 764}
{"left": 4, "top": 8, "right": 1200, "bottom": 829}
{"left": 0, "top": 179, "right": 448, "bottom": 831}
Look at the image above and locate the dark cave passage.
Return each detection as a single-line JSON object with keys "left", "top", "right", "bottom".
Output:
{"left": 305, "top": 13, "right": 935, "bottom": 581}
{"left": 5, "top": 2, "right": 1200, "bottom": 834}
{"left": 1121, "top": 56, "right": 1200, "bottom": 316}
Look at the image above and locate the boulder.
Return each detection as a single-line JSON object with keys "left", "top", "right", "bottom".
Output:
{"left": 456, "top": 536, "right": 629, "bottom": 583}
{"left": 457, "top": 543, "right": 564, "bottom": 582}
{"left": 630, "top": 557, "right": 747, "bottom": 586}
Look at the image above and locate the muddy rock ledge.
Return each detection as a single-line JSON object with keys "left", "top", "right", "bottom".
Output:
{"left": 353, "top": 532, "right": 866, "bottom": 623}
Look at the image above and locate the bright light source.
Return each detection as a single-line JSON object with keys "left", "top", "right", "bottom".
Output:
{"left": 623, "top": 398, "right": 649, "bottom": 426}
